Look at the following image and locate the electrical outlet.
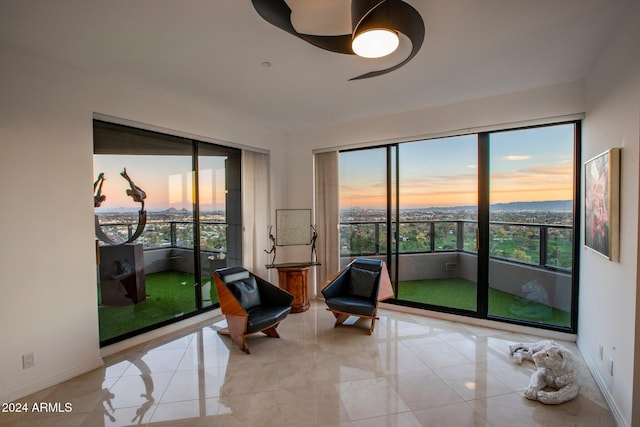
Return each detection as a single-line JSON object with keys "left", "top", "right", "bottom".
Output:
{"left": 608, "top": 357, "right": 614, "bottom": 376}
{"left": 599, "top": 344, "right": 604, "bottom": 361}
{"left": 22, "top": 352, "right": 35, "bottom": 369}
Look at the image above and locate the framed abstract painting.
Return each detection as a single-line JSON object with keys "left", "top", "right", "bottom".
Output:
{"left": 584, "top": 148, "right": 620, "bottom": 261}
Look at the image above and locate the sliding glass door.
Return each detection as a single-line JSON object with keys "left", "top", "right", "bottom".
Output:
{"left": 93, "top": 120, "right": 242, "bottom": 345}
{"left": 337, "top": 122, "right": 579, "bottom": 332}
{"left": 397, "top": 135, "right": 478, "bottom": 312}
{"left": 197, "top": 144, "right": 242, "bottom": 308}
{"left": 339, "top": 148, "right": 390, "bottom": 269}
{"left": 487, "top": 124, "right": 576, "bottom": 328}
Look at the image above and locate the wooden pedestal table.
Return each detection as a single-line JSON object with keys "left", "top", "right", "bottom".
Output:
{"left": 268, "top": 262, "right": 319, "bottom": 313}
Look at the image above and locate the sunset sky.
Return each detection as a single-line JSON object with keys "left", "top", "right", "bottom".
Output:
{"left": 93, "top": 155, "right": 227, "bottom": 212}
{"left": 340, "top": 124, "right": 574, "bottom": 209}
{"left": 94, "top": 124, "right": 574, "bottom": 212}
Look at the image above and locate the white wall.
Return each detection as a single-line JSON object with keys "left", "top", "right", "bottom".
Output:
{"left": 0, "top": 45, "right": 287, "bottom": 403}
{"left": 287, "top": 80, "right": 585, "bottom": 152}
{"left": 579, "top": 1, "right": 640, "bottom": 425}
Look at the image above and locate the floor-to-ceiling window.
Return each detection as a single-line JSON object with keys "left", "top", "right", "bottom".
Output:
{"left": 486, "top": 124, "right": 576, "bottom": 328}
{"left": 338, "top": 122, "right": 579, "bottom": 332}
{"left": 93, "top": 120, "right": 242, "bottom": 345}
{"left": 397, "top": 135, "right": 479, "bottom": 313}
{"left": 339, "top": 148, "right": 390, "bottom": 262}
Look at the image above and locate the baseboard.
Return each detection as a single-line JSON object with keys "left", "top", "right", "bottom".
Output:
{"left": 577, "top": 340, "right": 628, "bottom": 427}
{"left": 1, "top": 358, "right": 104, "bottom": 404}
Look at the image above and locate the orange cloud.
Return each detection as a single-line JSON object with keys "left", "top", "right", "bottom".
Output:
{"left": 340, "top": 162, "right": 573, "bottom": 208}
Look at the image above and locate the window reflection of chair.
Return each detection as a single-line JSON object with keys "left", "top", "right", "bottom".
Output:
{"left": 214, "top": 266, "right": 293, "bottom": 353}
{"left": 321, "top": 258, "right": 394, "bottom": 334}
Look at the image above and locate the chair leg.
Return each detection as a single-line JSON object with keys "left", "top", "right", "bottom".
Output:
{"left": 217, "top": 327, "right": 250, "bottom": 354}
{"left": 369, "top": 317, "right": 378, "bottom": 335}
{"left": 328, "top": 309, "right": 379, "bottom": 334}
{"left": 262, "top": 323, "right": 281, "bottom": 338}
{"left": 218, "top": 315, "right": 251, "bottom": 354}
{"left": 333, "top": 312, "right": 350, "bottom": 327}
{"left": 236, "top": 337, "right": 250, "bottom": 354}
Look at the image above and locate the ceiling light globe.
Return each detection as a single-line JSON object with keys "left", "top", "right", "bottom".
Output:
{"left": 352, "top": 29, "right": 399, "bottom": 58}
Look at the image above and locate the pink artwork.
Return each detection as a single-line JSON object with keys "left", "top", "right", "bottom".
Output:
{"left": 584, "top": 148, "right": 620, "bottom": 261}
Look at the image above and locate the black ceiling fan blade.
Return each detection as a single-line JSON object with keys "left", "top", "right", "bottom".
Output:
{"left": 350, "top": 0, "right": 425, "bottom": 80}
{"left": 251, "top": 0, "right": 353, "bottom": 54}
{"left": 251, "top": 0, "right": 298, "bottom": 36}
{"left": 251, "top": 0, "right": 425, "bottom": 80}
{"left": 351, "top": 0, "right": 386, "bottom": 31}
{"left": 298, "top": 34, "right": 354, "bottom": 55}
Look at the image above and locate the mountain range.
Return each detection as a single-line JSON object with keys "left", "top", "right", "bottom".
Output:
{"left": 344, "top": 200, "right": 573, "bottom": 213}
{"left": 454, "top": 200, "right": 573, "bottom": 212}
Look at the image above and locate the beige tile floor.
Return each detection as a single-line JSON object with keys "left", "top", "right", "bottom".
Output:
{"left": 1, "top": 301, "right": 615, "bottom": 426}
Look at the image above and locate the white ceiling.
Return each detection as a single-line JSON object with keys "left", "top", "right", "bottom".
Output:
{"left": 0, "top": 0, "right": 624, "bottom": 133}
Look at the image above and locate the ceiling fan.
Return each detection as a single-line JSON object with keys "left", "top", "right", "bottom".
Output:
{"left": 251, "top": 0, "right": 425, "bottom": 80}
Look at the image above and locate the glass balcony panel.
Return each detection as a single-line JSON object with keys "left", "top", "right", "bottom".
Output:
{"left": 174, "top": 223, "right": 195, "bottom": 248}
{"left": 398, "top": 222, "right": 431, "bottom": 253}
{"left": 463, "top": 222, "right": 478, "bottom": 252}
{"left": 489, "top": 223, "right": 540, "bottom": 265}
{"left": 138, "top": 222, "right": 172, "bottom": 249}
{"left": 434, "top": 221, "right": 457, "bottom": 251}
{"left": 546, "top": 227, "right": 573, "bottom": 269}
{"left": 339, "top": 223, "right": 381, "bottom": 256}
{"left": 96, "top": 224, "right": 132, "bottom": 245}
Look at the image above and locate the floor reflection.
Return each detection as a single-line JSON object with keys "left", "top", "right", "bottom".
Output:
{"left": 5, "top": 301, "right": 615, "bottom": 427}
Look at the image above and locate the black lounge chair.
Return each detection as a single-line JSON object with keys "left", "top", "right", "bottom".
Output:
{"left": 214, "top": 266, "right": 293, "bottom": 353}
{"left": 321, "top": 258, "right": 393, "bottom": 334}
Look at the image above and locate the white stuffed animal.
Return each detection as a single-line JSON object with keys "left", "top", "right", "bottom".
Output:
{"left": 509, "top": 340, "right": 580, "bottom": 405}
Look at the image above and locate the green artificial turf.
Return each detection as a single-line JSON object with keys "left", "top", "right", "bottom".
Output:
{"left": 399, "top": 277, "right": 478, "bottom": 311}
{"left": 98, "top": 271, "right": 218, "bottom": 343}
{"left": 398, "top": 278, "right": 570, "bottom": 327}
{"left": 99, "top": 272, "right": 569, "bottom": 343}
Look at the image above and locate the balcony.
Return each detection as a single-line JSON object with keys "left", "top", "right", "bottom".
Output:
{"left": 96, "top": 220, "right": 228, "bottom": 344}
{"left": 340, "top": 220, "right": 572, "bottom": 327}
{"left": 98, "top": 220, "right": 227, "bottom": 271}
{"left": 95, "top": 218, "right": 572, "bottom": 343}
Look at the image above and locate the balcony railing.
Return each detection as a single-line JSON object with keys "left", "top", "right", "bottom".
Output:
{"left": 98, "top": 219, "right": 572, "bottom": 271}
{"left": 97, "top": 221, "right": 228, "bottom": 253}
{"left": 340, "top": 220, "right": 573, "bottom": 271}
